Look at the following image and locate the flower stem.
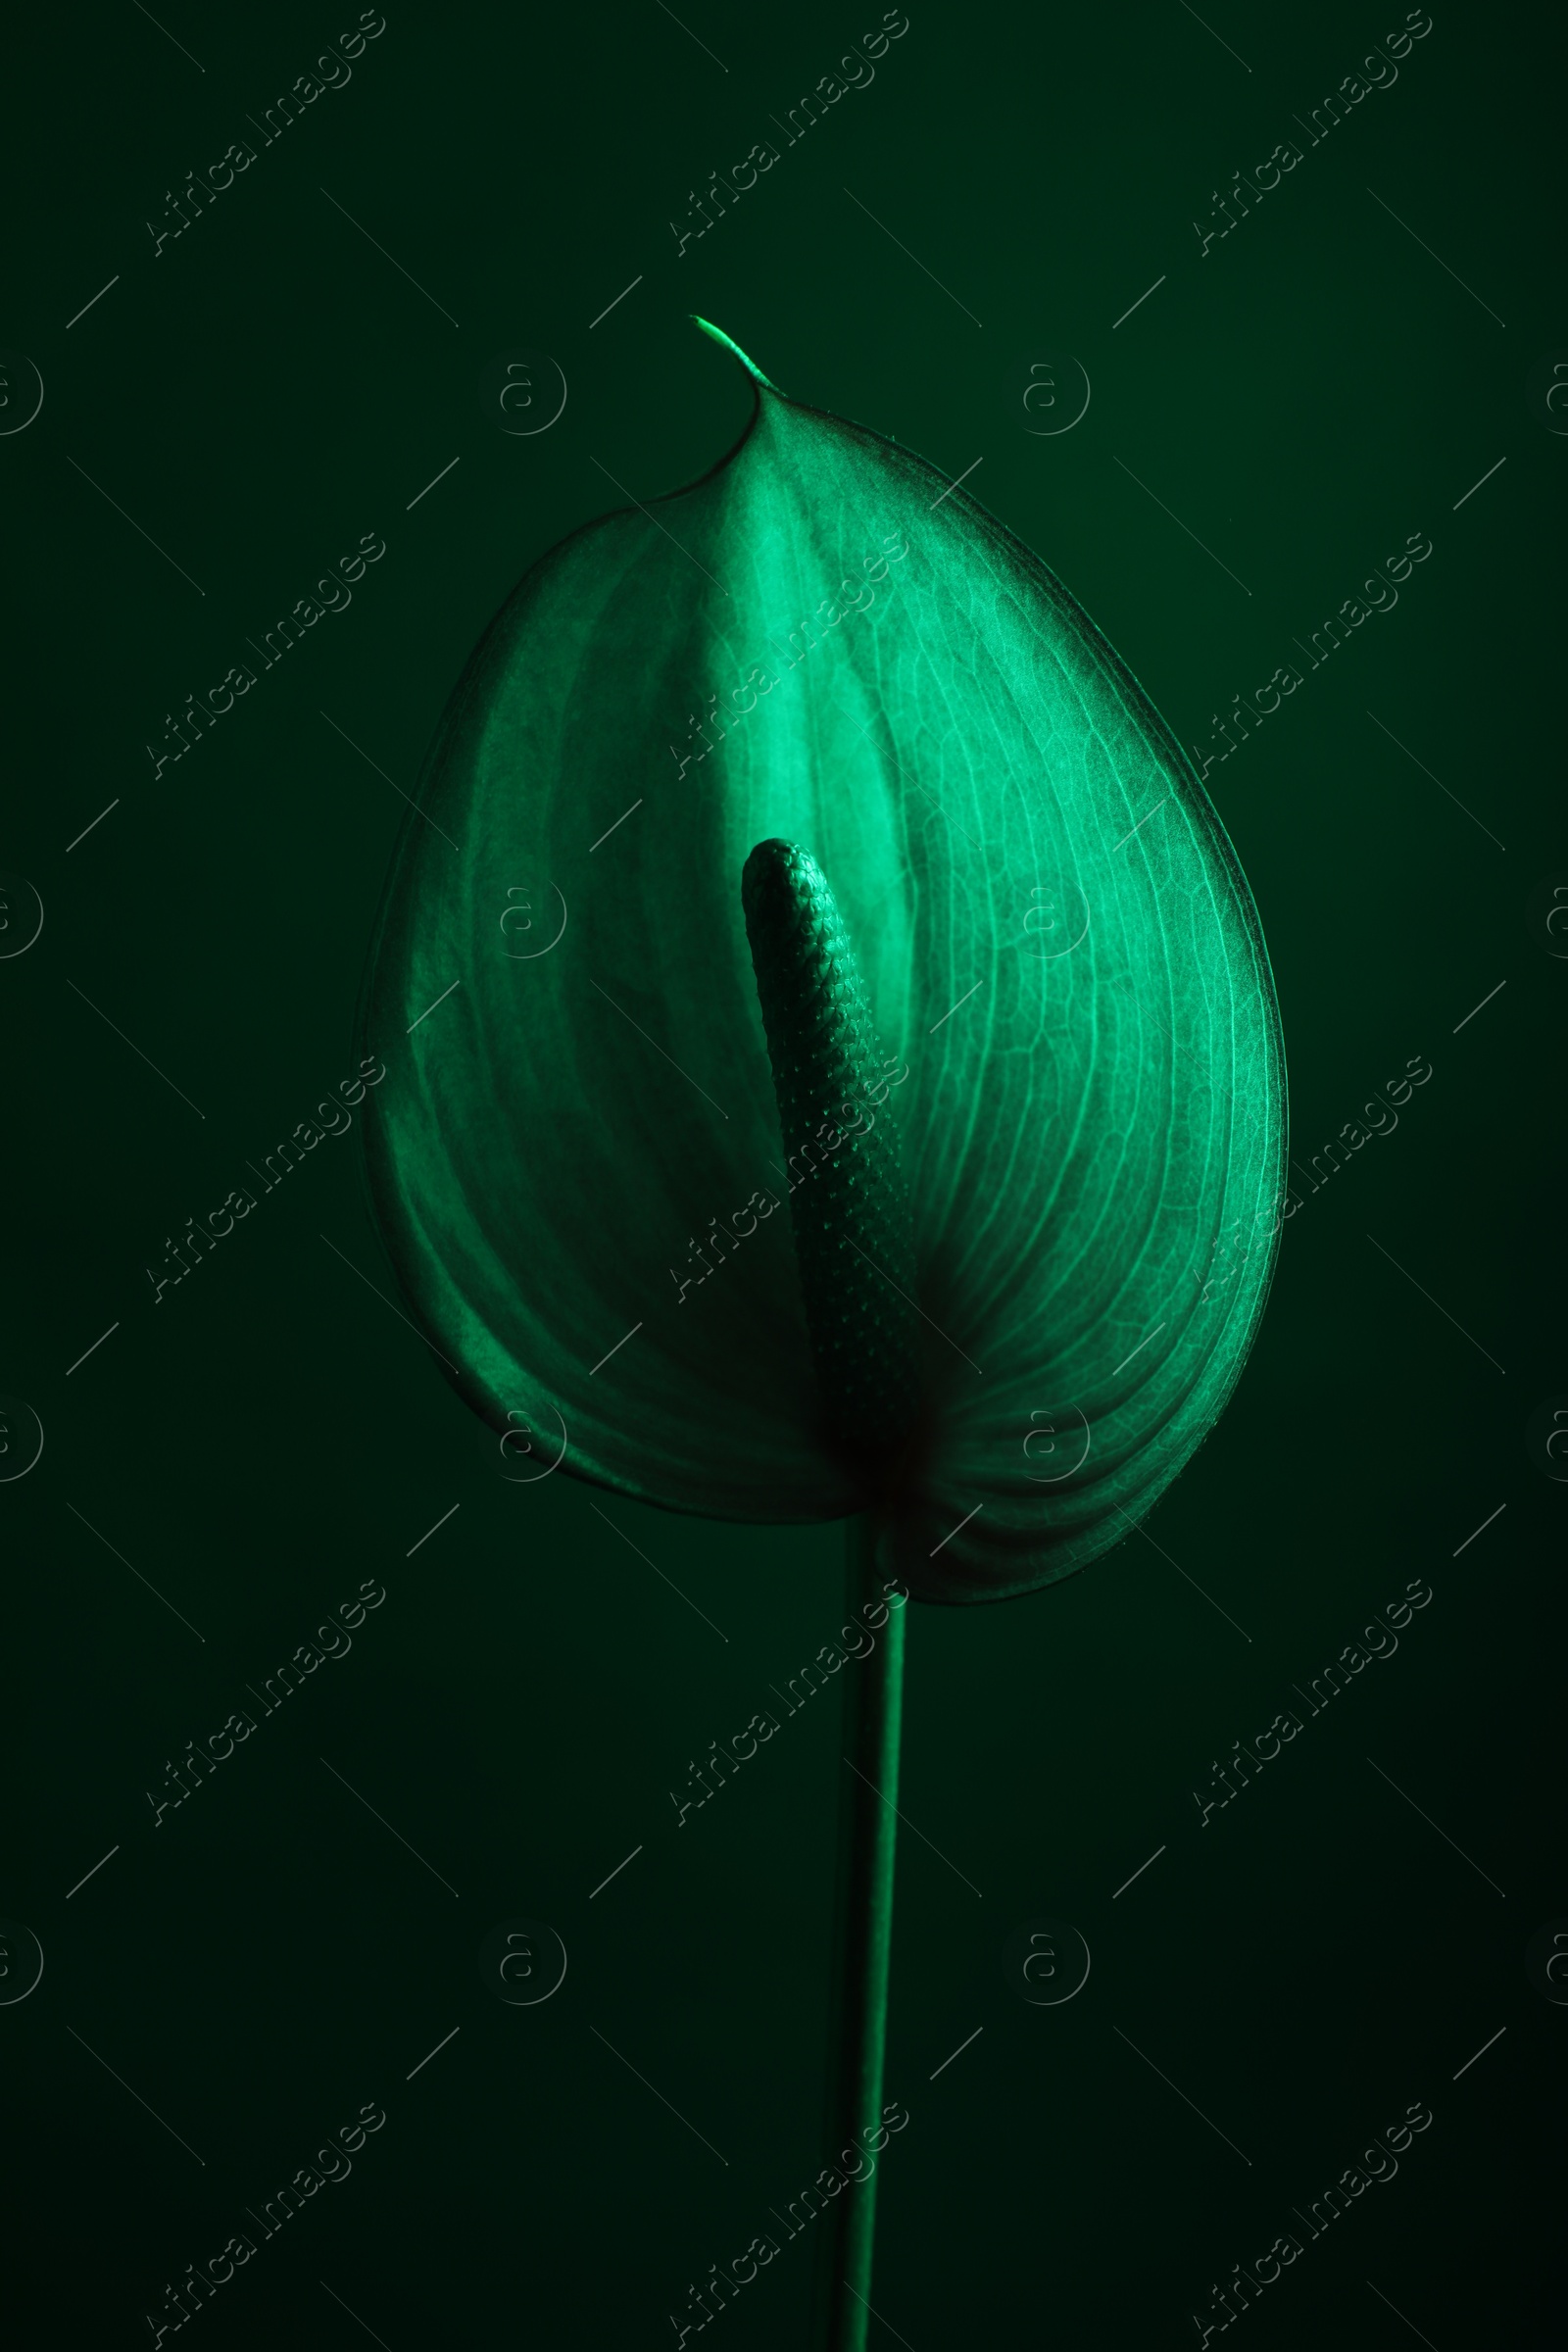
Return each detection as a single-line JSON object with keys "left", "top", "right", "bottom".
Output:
{"left": 818, "top": 1511, "right": 905, "bottom": 2350}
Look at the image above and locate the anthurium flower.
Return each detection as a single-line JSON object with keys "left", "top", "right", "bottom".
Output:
{"left": 358, "top": 319, "right": 1285, "bottom": 1603}
{"left": 359, "top": 321, "right": 1286, "bottom": 2347}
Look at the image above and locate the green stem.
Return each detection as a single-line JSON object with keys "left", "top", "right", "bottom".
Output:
{"left": 818, "top": 1512, "right": 905, "bottom": 2350}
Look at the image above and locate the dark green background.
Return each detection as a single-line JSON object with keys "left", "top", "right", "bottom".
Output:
{"left": 3, "top": 1, "right": 1561, "bottom": 2342}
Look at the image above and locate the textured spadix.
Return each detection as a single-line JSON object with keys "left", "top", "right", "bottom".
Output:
{"left": 359, "top": 321, "right": 1286, "bottom": 1601}
{"left": 741, "top": 837, "right": 921, "bottom": 1479}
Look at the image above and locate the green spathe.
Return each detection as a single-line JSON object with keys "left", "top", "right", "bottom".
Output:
{"left": 359, "top": 322, "right": 1286, "bottom": 1602}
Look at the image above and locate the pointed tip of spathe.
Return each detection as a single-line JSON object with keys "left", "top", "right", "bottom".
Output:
{"left": 690, "top": 316, "right": 781, "bottom": 394}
